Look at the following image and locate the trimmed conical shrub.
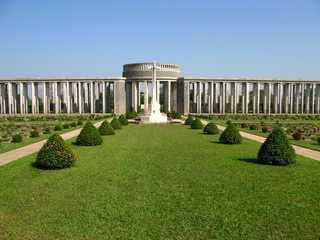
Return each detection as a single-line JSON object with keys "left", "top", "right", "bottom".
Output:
{"left": 258, "top": 126, "right": 296, "bottom": 165}
{"left": 98, "top": 120, "right": 115, "bottom": 136}
{"left": 118, "top": 114, "right": 129, "bottom": 125}
{"left": 191, "top": 118, "right": 204, "bottom": 129}
{"left": 111, "top": 117, "right": 122, "bottom": 130}
{"left": 35, "top": 133, "right": 76, "bottom": 169}
{"left": 204, "top": 123, "right": 219, "bottom": 135}
{"left": 185, "top": 116, "right": 194, "bottom": 125}
{"left": 76, "top": 121, "right": 103, "bottom": 146}
{"left": 219, "top": 123, "right": 242, "bottom": 144}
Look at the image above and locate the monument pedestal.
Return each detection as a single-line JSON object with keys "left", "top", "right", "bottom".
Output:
{"left": 141, "top": 103, "right": 167, "bottom": 123}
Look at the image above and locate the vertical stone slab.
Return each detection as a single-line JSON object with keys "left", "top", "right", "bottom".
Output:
{"left": 106, "top": 82, "right": 111, "bottom": 113}
{"left": 177, "top": 78, "right": 189, "bottom": 115}
{"left": 126, "top": 81, "right": 132, "bottom": 112}
{"left": 171, "top": 82, "right": 178, "bottom": 112}
{"left": 114, "top": 80, "right": 126, "bottom": 115}
{"left": 144, "top": 81, "right": 149, "bottom": 113}
{"left": 306, "top": 84, "right": 310, "bottom": 114}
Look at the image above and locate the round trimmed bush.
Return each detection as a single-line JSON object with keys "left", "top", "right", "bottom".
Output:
{"left": 54, "top": 124, "right": 63, "bottom": 131}
{"left": 63, "top": 123, "right": 70, "bottom": 129}
{"left": 317, "top": 137, "right": 320, "bottom": 145}
{"left": 111, "top": 117, "right": 122, "bottom": 130}
{"left": 226, "top": 120, "right": 232, "bottom": 125}
{"left": 241, "top": 123, "right": 247, "bottom": 128}
{"left": 249, "top": 124, "right": 257, "bottom": 130}
{"left": 258, "top": 126, "right": 296, "bottom": 166}
{"left": 185, "top": 116, "right": 194, "bottom": 125}
{"left": 12, "top": 134, "right": 22, "bottom": 143}
{"left": 292, "top": 131, "right": 302, "bottom": 140}
{"left": 191, "top": 118, "right": 204, "bottom": 129}
{"left": 203, "top": 123, "right": 219, "bottom": 135}
{"left": 71, "top": 122, "right": 77, "bottom": 127}
{"left": 35, "top": 133, "right": 76, "bottom": 169}
{"left": 98, "top": 121, "right": 115, "bottom": 136}
{"left": 262, "top": 126, "right": 269, "bottom": 133}
{"left": 126, "top": 111, "right": 138, "bottom": 119}
{"left": 43, "top": 127, "right": 52, "bottom": 134}
{"left": 30, "top": 130, "right": 40, "bottom": 138}
{"left": 219, "top": 124, "right": 242, "bottom": 144}
{"left": 77, "top": 120, "right": 83, "bottom": 125}
{"left": 172, "top": 111, "right": 182, "bottom": 119}
{"left": 76, "top": 121, "right": 103, "bottom": 146}
{"left": 118, "top": 115, "right": 129, "bottom": 125}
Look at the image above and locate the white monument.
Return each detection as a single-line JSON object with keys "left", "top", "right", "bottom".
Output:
{"left": 141, "top": 61, "right": 168, "bottom": 123}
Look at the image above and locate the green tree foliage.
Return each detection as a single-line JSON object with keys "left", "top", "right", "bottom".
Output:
{"left": 292, "top": 131, "right": 302, "bottom": 140}
{"left": 219, "top": 124, "right": 242, "bottom": 144}
{"left": 76, "top": 121, "right": 103, "bottom": 146}
{"left": 111, "top": 117, "right": 122, "bottom": 130}
{"left": 118, "top": 115, "right": 129, "bottom": 125}
{"left": 203, "top": 123, "right": 219, "bottom": 135}
{"left": 35, "top": 133, "right": 76, "bottom": 169}
{"left": 171, "top": 111, "right": 182, "bottom": 119}
{"left": 184, "top": 116, "right": 194, "bottom": 125}
{"left": 258, "top": 126, "right": 296, "bottom": 166}
{"left": 190, "top": 118, "right": 204, "bottom": 129}
{"left": 98, "top": 120, "right": 115, "bottom": 136}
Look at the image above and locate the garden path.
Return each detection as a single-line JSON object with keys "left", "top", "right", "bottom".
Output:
{"left": 200, "top": 120, "right": 320, "bottom": 161}
{"left": 0, "top": 121, "right": 105, "bottom": 166}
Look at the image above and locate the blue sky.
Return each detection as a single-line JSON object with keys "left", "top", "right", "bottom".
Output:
{"left": 0, "top": 0, "right": 319, "bottom": 79}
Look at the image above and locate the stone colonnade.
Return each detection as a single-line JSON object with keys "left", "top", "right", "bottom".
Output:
{"left": 1, "top": 77, "right": 320, "bottom": 115}
{"left": 0, "top": 78, "right": 126, "bottom": 115}
{"left": 181, "top": 79, "right": 320, "bottom": 115}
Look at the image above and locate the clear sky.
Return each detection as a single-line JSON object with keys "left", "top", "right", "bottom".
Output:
{"left": 0, "top": 0, "right": 319, "bottom": 79}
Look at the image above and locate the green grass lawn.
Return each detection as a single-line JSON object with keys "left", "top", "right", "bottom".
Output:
{"left": 1, "top": 124, "right": 320, "bottom": 239}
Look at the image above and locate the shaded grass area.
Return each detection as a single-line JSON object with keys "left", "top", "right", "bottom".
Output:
{"left": 217, "top": 123, "right": 320, "bottom": 152}
{"left": 1, "top": 125, "right": 320, "bottom": 239}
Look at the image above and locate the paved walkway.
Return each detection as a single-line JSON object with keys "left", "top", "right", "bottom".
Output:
{"left": 0, "top": 121, "right": 104, "bottom": 167}
{"left": 202, "top": 120, "right": 320, "bottom": 161}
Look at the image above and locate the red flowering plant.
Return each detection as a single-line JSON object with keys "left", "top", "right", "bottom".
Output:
{"left": 35, "top": 133, "right": 76, "bottom": 169}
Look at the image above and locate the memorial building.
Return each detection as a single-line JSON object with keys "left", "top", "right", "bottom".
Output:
{"left": 0, "top": 62, "right": 319, "bottom": 115}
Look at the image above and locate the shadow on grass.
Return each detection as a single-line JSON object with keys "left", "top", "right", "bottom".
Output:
{"left": 237, "top": 158, "right": 262, "bottom": 165}
{"left": 210, "top": 141, "right": 221, "bottom": 144}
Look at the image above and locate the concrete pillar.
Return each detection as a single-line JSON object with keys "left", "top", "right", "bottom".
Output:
{"left": 114, "top": 80, "right": 126, "bottom": 114}
{"left": 177, "top": 79, "right": 190, "bottom": 114}
{"left": 263, "top": 83, "right": 271, "bottom": 114}
{"left": 209, "top": 82, "right": 214, "bottom": 114}
{"left": 78, "top": 82, "right": 82, "bottom": 114}
{"left": 203, "top": 82, "right": 208, "bottom": 112}
{"left": 137, "top": 83, "right": 141, "bottom": 110}
{"left": 95, "top": 82, "right": 100, "bottom": 113}
{"left": 305, "top": 84, "right": 310, "bottom": 114}
{"left": 290, "top": 83, "right": 294, "bottom": 114}
{"left": 197, "top": 82, "right": 202, "bottom": 114}
{"left": 106, "top": 82, "right": 111, "bottom": 113}
{"left": 144, "top": 81, "right": 149, "bottom": 113}
{"left": 301, "top": 84, "right": 305, "bottom": 114}
{"left": 132, "top": 81, "right": 138, "bottom": 112}
{"left": 19, "top": 82, "right": 24, "bottom": 114}
{"left": 219, "top": 82, "right": 225, "bottom": 114}
{"left": 102, "top": 82, "right": 106, "bottom": 114}
{"left": 284, "top": 83, "right": 289, "bottom": 114}
{"left": 12, "top": 84, "right": 17, "bottom": 114}
{"left": 126, "top": 82, "right": 132, "bottom": 112}
{"left": 315, "top": 84, "right": 320, "bottom": 114}
{"left": 90, "top": 82, "right": 94, "bottom": 114}
{"left": 167, "top": 81, "right": 171, "bottom": 112}
{"left": 42, "top": 82, "right": 47, "bottom": 114}
{"left": 295, "top": 84, "right": 300, "bottom": 114}
{"left": 231, "top": 82, "right": 236, "bottom": 114}
{"left": 0, "top": 83, "right": 5, "bottom": 114}
{"left": 156, "top": 80, "right": 160, "bottom": 104}
{"left": 171, "top": 82, "right": 178, "bottom": 112}
{"left": 193, "top": 82, "right": 197, "bottom": 113}
{"left": 311, "top": 84, "right": 315, "bottom": 114}
{"left": 30, "top": 82, "right": 35, "bottom": 114}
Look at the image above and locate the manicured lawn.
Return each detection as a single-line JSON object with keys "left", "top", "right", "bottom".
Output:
{"left": 1, "top": 124, "right": 320, "bottom": 239}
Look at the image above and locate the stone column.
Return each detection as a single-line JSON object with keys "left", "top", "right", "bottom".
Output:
{"left": 30, "top": 82, "right": 35, "bottom": 114}
{"left": 315, "top": 84, "right": 320, "bottom": 114}
{"left": 0, "top": 83, "right": 5, "bottom": 114}
{"left": 231, "top": 82, "right": 236, "bottom": 114}
{"left": 95, "top": 82, "right": 100, "bottom": 113}
{"left": 290, "top": 83, "right": 294, "bottom": 114}
{"left": 137, "top": 83, "right": 141, "bottom": 110}
{"left": 73, "top": 82, "right": 78, "bottom": 113}
{"left": 193, "top": 82, "right": 197, "bottom": 113}
{"left": 177, "top": 79, "right": 190, "bottom": 114}
{"left": 106, "top": 82, "right": 111, "bottom": 113}
{"left": 219, "top": 82, "right": 225, "bottom": 114}
{"left": 126, "top": 81, "right": 132, "bottom": 112}
{"left": 12, "top": 84, "right": 17, "bottom": 114}
{"left": 263, "top": 83, "right": 270, "bottom": 114}
{"left": 132, "top": 81, "right": 138, "bottom": 112}
{"left": 90, "top": 82, "right": 94, "bottom": 114}
{"left": 144, "top": 81, "right": 149, "bottom": 113}
{"left": 19, "top": 82, "right": 24, "bottom": 114}
{"left": 114, "top": 80, "right": 126, "bottom": 114}
{"left": 156, "top": 80, "right": 160, "bottom": 104}
{"left": 301, "top": 84, "right": 305, "bottom": 114}
{"left": 305, "top": 84, "right": 310, "bottom": 114}
{"left": 42, "top": 82, "right": 47, "bottom": 114}
{"left": 311, "top": 84, "right": 315, "bottom": 114}
{"left": 203, "top": 82, "right": 208, "bottom": 112}
{"left": 102, "top": 81, "right": 106, "bottom": 114}
{"left": 78, "top": 82, "right": 82, "bottom": 114}
{"left": 209, "top": 82, "right": 214, "bottom": 114}
{"left": 197, "top": 82, "right": 202, "bottom": 114}
{"left": 284, "top": 83, "right": 289, "bottom": 114}
{"left": 171, "top": 82, "right": 178, "bottom": 112}
{"left": 295, "top": 84, "right": 300, "bottom": 114}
